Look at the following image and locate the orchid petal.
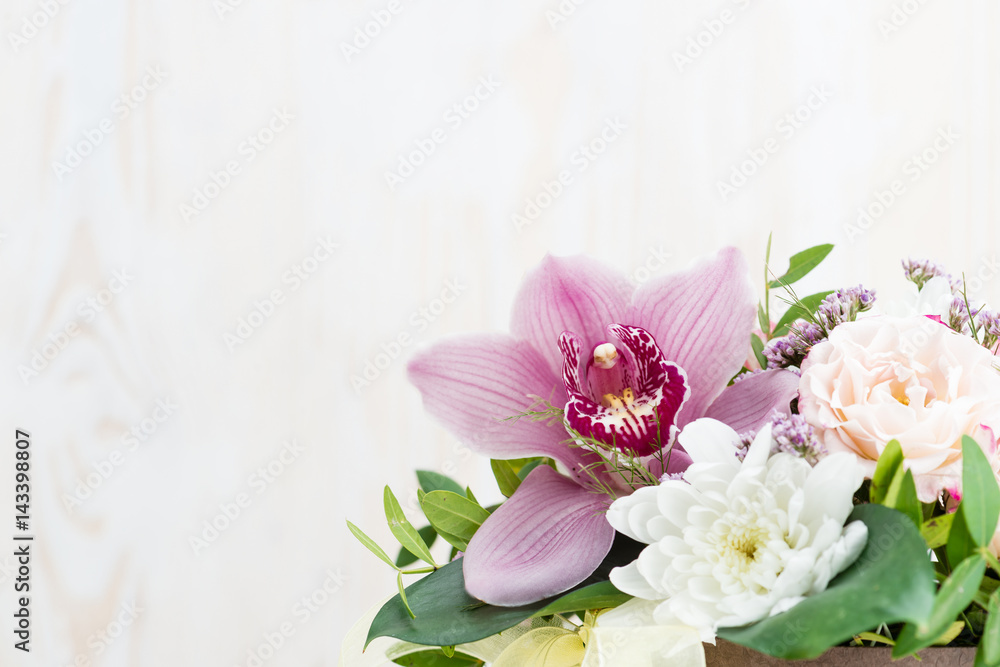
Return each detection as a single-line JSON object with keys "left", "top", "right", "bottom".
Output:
{"left": 511, "top": 255, "right": 631, "bottom": 378}
{"left": 463, "top": 466, "right": 615, "bottom": 606}
{"left": 703, "top": 369, "right": 800, "bottom": 434}
{"left": 629, "top": 247, "right": 755, "bottom": 426}
{"left": 408, "top": 333, "right": 588, "bottom": 473}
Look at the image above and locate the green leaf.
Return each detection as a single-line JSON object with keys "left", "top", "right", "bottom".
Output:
{"left": 757, "top": 302, "right": 770, "bottom": 336}
{"left": 490, "top": 460, "right": 522, "bottom": 498}
{"left": 948, "top": 504, "right": 978, "bottom": 568}
{"left": 440, "top": 646, "right": 455, "bottom": 658}
{"left": 884, "top": 469, "right": 922, "bottom": 528}
{"left": 347, "top": 520, "right": 400, "bottom": 570}
{"left": 465, "top": 487, "right": 479, "bottom": 505}
{"left": 768, "top": 244, "right": 834, "bottom": 289}
{"left": 894, "top": 553, "right": 987, "bottom": 658}
{"left": 932, "top": 621, "right": 965, "bottom": 646}
{"left": 871, "top": 440, "right": 903, "bottom": 505}
{"left": 420, "top": 491, "right": 491, "bottom": 552}
{"left": 397, "top": 526, "right": 439, "bottom": 568}
{"left": 772, "top": 291, "right": 835, "bottom": 337}
{"left": 417, "top": 471, "right": 465, "bottom": 496}
{"left": 366, "top": 535, "right": 644, "bottom": 647}
{"left": 750, "top": 334, "right": 767, "bottom": 369}
{"left": 960, "top": 435, "right": 1000, "bottom": 547}
{"left": 921, "top": 514, "right": 955, "bottom": 549}
{"left": 385, "top": 487, "right": 438, "bottom": 567}
{"left": 978, "top": 591, "right": 1000, "bottom": 666}
{"left": 717, "top": 504, "right": 935, "bottom": 660}
{"left": 531, "top": 581, "right": 630, "bottom": 617}
{"left": 517, "top": 459, "right": 546, "bottom": 481}
{"left": 392, "top": 650, "right": 482, "bottom": 666}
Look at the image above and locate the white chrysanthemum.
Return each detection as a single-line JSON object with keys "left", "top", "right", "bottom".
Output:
{"left": 605, "top": 418, "right": 868, "bottom": 642}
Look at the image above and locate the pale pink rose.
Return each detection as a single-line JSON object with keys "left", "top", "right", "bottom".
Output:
{"left": 799, "top": 315, "right": 1000, "bottom": 502}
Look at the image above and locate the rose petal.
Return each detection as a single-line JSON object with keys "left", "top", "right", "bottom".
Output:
{"left": 703, "top": 369, "right": 800, "bottom": 434}
{"left": 511, "top": 254, "right": 632, "bottom": 379}
{"left": 463, "top": 466, "right": 615, "bottom": 606}
{"left": 629, "top": 247, "right": 755, "bottom": 426}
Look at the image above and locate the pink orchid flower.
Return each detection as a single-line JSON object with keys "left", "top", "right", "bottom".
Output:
{"left": 407, "top": 248, "right": 799, "bottom": 606}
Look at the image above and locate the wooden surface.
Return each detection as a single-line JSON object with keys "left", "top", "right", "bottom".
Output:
{"left": 1, "top": 1, "right": 999, "bottom": 665}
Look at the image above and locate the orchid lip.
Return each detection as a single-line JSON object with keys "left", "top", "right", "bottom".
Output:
{"left": 560, "top": 324, "right": 689, "bottom": 457}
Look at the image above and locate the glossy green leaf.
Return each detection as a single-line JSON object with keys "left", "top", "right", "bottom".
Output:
{"left": 397, "top": 526, "right": 439, "bottom": 568}
{"left": 978, "top": 591, "right": 1000, "bottom": 666}
{"left": 757, "top": 302, "right": 770, "bottom": 336}
{"left": 768, "top": 244, "right": 834, "bottom": 289}
{"left": 490, "top": 459, "right": 522, "bottom": 498}
{"left": 465, "top": 487, "right": 479, "bottom": 505}
{"left": 392, "top": 650, "right": 482, "bottom": 666}
{"left": 419, "top": 491, "right": 491, "bottom": 552}
{"left": 921, "top": 514, "right": 955, "bottom": 549}
{"left": 772, "top": 291, "right": 834, "bottom": 336}
{"left": 960, "top": 435, "right": 1000, "bottom": 547}
{"left": 871, "top": 440, "right": 903, "bottom": 505}
{"left": 894, "top": 553, "right": 987, "bottom": 658}
{"left": 947, "top": 504, "right": 978, "bottom": 568}
{"left": 750, "top": 334, "right": 767, "bottom": 369}
{"left": 884, "top": 469, "right": 922, "bottom": 528}
{"left": 386, "top": 487, "right": 438, "bottom": 567}
{"left": 367, "top": 536, "right": 643, "bottom": 648}
{"left": 517, "top": 459, "right": 546, "bottom": 481}
{"left": 531, "top": 581, "right": 630, "bottom": 617}
{"left": 347, "top": 520, "right": 399, "bottom": 570}
{"left": 717, "top": 505, "right": 935, "bottom": 660}
{"left": 417, "top": 470, "right": 465, "bottom": 496}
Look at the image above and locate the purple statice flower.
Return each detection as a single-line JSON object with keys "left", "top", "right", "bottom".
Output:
{"left": 764, "top": 320, "right": 826, "bottom": 369}
{"left": 816, "top": 285, "right": 877, "bottom": 330}
{"left": 736, "top": 411, "right": 825, "bottom": 464}
{"left": 947, "top": 296, "right": 980, "bottom": 333}
{"left": 771, "top": 411, "right": 826, "bottom": 465}
{"left": 902, "top": 258, "right": 956, "bottom": 291}
{"left": 978, "top": 309, "right": 1000, "bottom": 350}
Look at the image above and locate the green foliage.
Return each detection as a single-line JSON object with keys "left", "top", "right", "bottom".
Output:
{"left": 772, "top": 291, "right": 834, "bottom": 337}
{"left": 385, "top": 486, "right": 438, "bottom": 567}
{"left": 417, "top": 471, "right": 466, "bottom": 495}
{"left": 767, "top": 244, "right": 835, "bottom": 289}
{"left": 419, "top": 491, "right": 491, "bottom": 552}
{"left": 490, "top": 459, "right": 521, "bottom": 498}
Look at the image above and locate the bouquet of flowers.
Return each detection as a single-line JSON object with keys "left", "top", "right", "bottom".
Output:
{"left": 340, "top": 242, "right": 1000, "bottom": 666}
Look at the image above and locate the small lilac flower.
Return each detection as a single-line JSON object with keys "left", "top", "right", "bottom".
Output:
{"left": 947, "top": 296, "right": 980, "bottom": 333}
{"left": 816, "top": 285, "right": 876, "bottom": 330}
{"left": 902, "top": 258, "right": 956, "bottom": 291}
{"left": 978, "top": 309, "right": 1000, "bottom": 350}
{"left": 735, "top": 411, "right": 825, "bottom": 464}
{"left": 764, "top": 320, "right": 826, "bottom": 369}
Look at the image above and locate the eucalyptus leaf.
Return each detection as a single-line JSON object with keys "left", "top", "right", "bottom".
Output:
{"left": 417, "top": 470, "right": 466, "bottom": 496}
{"left": 894, "top": 553, "right": 987, "bottom": 658}
{"left": 717, "top": 504, "right": 935, "bottom": 660}
{"left": 767, "top": 244, "right": 834, "bottom": 289}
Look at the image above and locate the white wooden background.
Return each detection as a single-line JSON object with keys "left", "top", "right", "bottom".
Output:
{"left": 1, "top": 1, "right": 998, "bottom": 665}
